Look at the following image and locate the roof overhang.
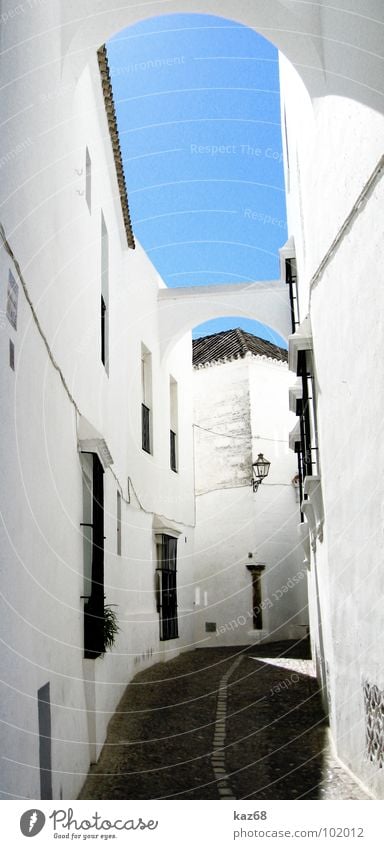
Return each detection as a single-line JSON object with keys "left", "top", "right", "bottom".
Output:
{"left": 153, "top": 516, "right": 183, "bottom": 541}
{"left": 77, "top": 415, "right": 113, "bottom": 469}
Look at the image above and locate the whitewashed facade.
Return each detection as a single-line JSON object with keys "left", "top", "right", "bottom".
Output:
{"left": 1, "top": 0, "right": 384, "bottom": 801}
{"left": 0, "top": 38, "right": 195, "bottom": 801}
{"left": 192, "top": 336, "right": 309, "bottom": 647}
{"left": 280, "top": 58, "right": 384, "bottom": 798}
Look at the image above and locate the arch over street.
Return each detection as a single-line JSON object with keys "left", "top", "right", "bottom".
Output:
{"left": 60, "top": 0, "right": 384, "bottom": 115}
{"left": 157, "top": 280, "right": 290, "bottom": 358}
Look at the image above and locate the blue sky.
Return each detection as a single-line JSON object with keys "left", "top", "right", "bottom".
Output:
{"left": 107, "top": 15, "right": 287, "bottom": 344}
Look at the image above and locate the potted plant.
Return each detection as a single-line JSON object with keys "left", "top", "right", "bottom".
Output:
{"left": 103, "top": 603, "right": 119, "bottom": 652}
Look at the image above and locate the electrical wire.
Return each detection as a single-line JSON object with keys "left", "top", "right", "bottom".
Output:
{"left": 0, "top": 223, "right": 193, "bottom": 525}
{"left": 193, "top": 422, "right": 288, "bottom": 442}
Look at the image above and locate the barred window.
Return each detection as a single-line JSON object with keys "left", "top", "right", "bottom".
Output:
{"left": 170, "top": 429, "right": 177, "bottom": 472}
{"left": 82, "top": 453, "right": 105, "bottom": 658}
{"left": 297, "top": 349, "right": 318, "bottom": 480}
{"left": 156, "top": 535, "right": 179, "bottom": 641}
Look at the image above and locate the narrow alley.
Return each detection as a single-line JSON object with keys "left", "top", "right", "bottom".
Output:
{"left": 3, "top": 0, "right": 384, "bottom": 808}
{"left": 79, "top": 642, "right": 368, "bottom": 801}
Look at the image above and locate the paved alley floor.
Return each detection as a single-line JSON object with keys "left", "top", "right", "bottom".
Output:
{"left": 79, "top": 641, "right": 370, "bottom": 800}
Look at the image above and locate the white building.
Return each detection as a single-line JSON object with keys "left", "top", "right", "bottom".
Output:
{"left": 1, "top": 0, "right": 384, "bottom": 801}
{"left": 192, "top": 329, "right": 308, "bottom": 647}
{"left": 280, "top": 52, "right": 384, "bottom": 798}
{"left": 0, "top": 43, "right": 196, "bottom": 802}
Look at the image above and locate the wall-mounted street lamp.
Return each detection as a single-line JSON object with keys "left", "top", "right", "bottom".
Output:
{"left": 252, "top": 454, "right": 271, "bottom": 492}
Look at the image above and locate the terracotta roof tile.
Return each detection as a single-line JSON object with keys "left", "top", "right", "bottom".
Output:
{"left": 97, "top": 45, "right": 135, "bottom": 250}
{"left": 193, "top": 328, "right": 288, "bottom": 367}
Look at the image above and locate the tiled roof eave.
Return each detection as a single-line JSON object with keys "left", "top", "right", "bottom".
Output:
{"left": 192, "top": 328, "right": 288, "bottom": 367}
{"left": 193, "top": 351, "right": 288, "bottom": 370}
{"left": 97, "top": 45, "right": 135, "bottom": 250}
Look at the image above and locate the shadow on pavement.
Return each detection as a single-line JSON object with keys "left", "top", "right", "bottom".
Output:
{"left": 79, "top": 640, "right": 334, "bottom": 800}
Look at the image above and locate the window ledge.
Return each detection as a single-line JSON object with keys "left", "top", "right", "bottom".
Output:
{"left": 289, "top": 379, "right": 303, "bottom": 414}
{"left": 289, "top": 420, "right": 301, "bottom": 451}
{"left": 288, "top": 315, "right": 312, "bottom": 373}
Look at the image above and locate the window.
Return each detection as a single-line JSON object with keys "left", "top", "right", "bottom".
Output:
{"left": 101, "top": 295, "right": 106, "bottom": 366}
{"left": 289, "top": 320, "right": 323, "bottom": 539}
{"left": 170, "top": 430, "right": 177, "bottom": 472}
{"left": 156, "top": 535, "right": 179, "bottom": 641}
{"left": 142, "top": 403, "right": 150, "bottom": 453}
{"left": 116, "top": 490, "right": 122, "bottom": 556}
{"left": 9, "top": 339, "right": 15, "bottom": 371}
{"left": 297, "top": 349, "right": 318, "bottom": 480}
{"left": 286, "top": 257, "right": 299, "bottom": 333}
{"left": 81, "top": 453, "right": 105, "bottom": 658}
{"left": 85, "top": 147, "right": 92, "bottom": 212}
{"left": 141, "top": 344, "right": 152, "bottom": 453}
{"left": 294, "top": 442, "right": 305, "bottom": 523}
{"left": 101, "top": 213, "right": 109, "bottom": 373}
{"left": 169, "top": 376, "right": 178, "bottom": 472}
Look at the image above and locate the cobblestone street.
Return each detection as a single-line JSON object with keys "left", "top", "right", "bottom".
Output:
{"left": 79, "top": 641, "right": 369, "bottom": 801}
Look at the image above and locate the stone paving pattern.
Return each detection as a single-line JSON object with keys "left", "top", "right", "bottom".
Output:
{"left": 79, "top": 641, "right": 370, "bottom": 800}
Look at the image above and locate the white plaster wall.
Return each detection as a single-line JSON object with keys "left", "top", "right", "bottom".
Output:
{"left": 2, "top": 0, "right": 384, "bottom": 802}
{"left": 279, "top": 54, "right": 384, "bottom": 317}
{"left": 193, "top": 355, "right": 308, "bottom": 648}
{"left": 0, "top": 43, "right": 195, "bottom": 801}
{"left": 309, "top": 178, "right": 384, "bottom": 798}
{"left": 281, "top": 58, "right": 384, "bottom": 797}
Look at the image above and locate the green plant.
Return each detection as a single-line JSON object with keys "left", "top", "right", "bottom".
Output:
{"left": 103, "top": 604, "right": 119, "bottom": 651}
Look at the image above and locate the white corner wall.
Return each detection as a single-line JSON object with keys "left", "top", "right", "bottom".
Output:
{"left": 192, "top": 355, "right": 308, "bottom": 648}
{"left": 0, "top": 41, "right": 195, "bottom": 800}
{"left": 281, "top": 53, "right": 384, "bottom": 798}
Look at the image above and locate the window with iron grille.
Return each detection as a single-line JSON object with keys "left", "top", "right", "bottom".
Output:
{"left": 170, "top": 429, "right": 177, "bottom": 472}
{"left": 294, "top": 443, "right": 305, "bottom": 522}
{"left": 286, "top": 257, "right": 299, "bottom": 333}
{"left": 156, "top": 535, "right": 179, "bottom": 641}
{"left": 297, "top": 349, "right": 318, "bottom": 480}
{"left": 142, "top": 403, "right": 151, "bottom": 453}
{"left": 82, "top": 453, "right": 105, "bottom": 658}
{"left": 101, "top": 295, "right": 106, "bottom": 366}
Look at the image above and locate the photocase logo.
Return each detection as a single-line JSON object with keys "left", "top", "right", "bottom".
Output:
{"left": 20, "top": 810, "right": 46, "bottom": 837}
